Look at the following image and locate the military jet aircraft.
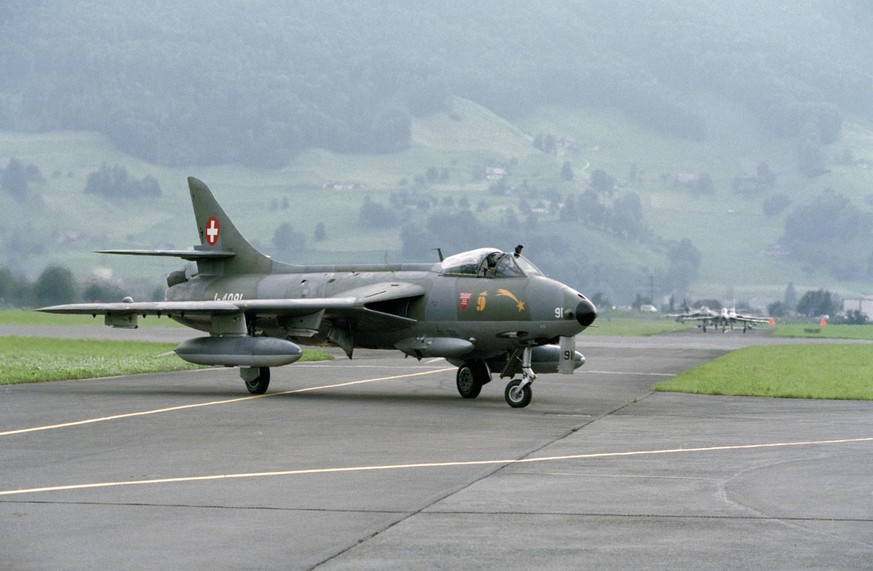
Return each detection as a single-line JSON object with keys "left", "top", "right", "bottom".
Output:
{"left": 665, "top": 305, "right": 720, "bottom": 331}
{"left": 719, "top": 307, "right": 774, "bottom": 332}
{"left": 666, "top": 304, "right": 772, "bottom": 333}
{"left": 39, "top": 177, "right": 597, "bottom": 408}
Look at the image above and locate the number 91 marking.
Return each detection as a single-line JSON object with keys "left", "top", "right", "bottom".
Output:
{"left": 554, "top": 307, "right": 563, "bottom": 319}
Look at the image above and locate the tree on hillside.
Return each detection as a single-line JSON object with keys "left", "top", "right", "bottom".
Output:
{"left": 784, "top": 282, "right": 798, "bottom": 310}
{"left": 663, "top": 238, "right": 702, "bottom": 294}
{"left": 33, "top": 265, "right": 77, "bottom": 306}
{"left": 580, "top": 188, "right": 607, "bottom": 226}
{"left": 1, "top": 158, "right": 42, "bottom": 201}
{"left": 796, "top": 289, "right": 839, "bottom": 318}
{"left": 610, "top": 192, "right": 645, "bottom": 238}
{"left": 533, "top": 134, "right": 557, "bottom": 155}
{"left": 82, "top": 279, "right": 123, "bottom": 303}
{"left": 83, "top": 164, "right": 161, "bottom": 200}
{"left": 359, "top": 196, "right": 399, "bottom": 228}
{"left": 797, "top": 138, "right": 828, "bottom": 178}
{"left": 589, "top": 170, "right": 615, "bottom": 195}
{"left": 767, "top": 300, "right": 789, "bottom": 319}
{"left": 763, "top": 194, "right": 791, "bottom": 217}
{"left": 272, "top": 222, "right": 306, "bottom": 252}
{"left": 780, "top": 190, "right": 873, "bottom": 278}
{"left": 0, "top": 267, "right": 31, "bottom": 306}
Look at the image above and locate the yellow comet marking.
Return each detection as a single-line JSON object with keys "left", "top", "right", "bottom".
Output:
{"left": 497, "top": 289, "right": 525, "bottom": 312}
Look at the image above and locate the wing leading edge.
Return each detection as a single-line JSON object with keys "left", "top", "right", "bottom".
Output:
{"left": 38, "top": 282, "right": 426, "bottom": 330}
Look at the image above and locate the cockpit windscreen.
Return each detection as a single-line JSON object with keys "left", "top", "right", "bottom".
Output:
{"left": 439, "top": 248, "right": 542, "bottom": 278}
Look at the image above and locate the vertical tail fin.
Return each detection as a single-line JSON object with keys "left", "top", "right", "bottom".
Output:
{"left": 188, "top": 177, "right": 274, "bottom": 275}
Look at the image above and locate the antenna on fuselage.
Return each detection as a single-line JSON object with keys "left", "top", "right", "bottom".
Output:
{"left": 434, "top": 248, "right": 445, "bottom": 262}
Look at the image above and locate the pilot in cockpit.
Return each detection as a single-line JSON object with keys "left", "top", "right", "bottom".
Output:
{"left": 480, "top": 252, "right": 499, "bottom": 277}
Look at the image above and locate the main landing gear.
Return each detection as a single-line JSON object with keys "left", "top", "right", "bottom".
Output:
{"left": 456, "top": 360, "right": 490, "bottom": 399}
{"left": 241, "top": 367, "right": 271, "bottom": 395}
{"left": 455, "top": 346, "right": 537, "bottom": 408}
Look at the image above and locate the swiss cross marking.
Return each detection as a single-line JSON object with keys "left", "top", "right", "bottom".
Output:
{"left": 205, "top": 217, "right": 220, "bottom": 246}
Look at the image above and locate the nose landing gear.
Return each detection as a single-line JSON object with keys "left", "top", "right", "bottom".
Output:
{"left": 504, "top": 346, "right": 535, "bottom": 408}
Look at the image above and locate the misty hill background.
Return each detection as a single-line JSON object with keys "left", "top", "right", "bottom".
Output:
{"left": 2, "top": 0, "right": 873, "bottom": 307}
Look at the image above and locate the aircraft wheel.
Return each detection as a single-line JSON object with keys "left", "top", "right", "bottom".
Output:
{"left": 244, "top": 367, "right": 271, "bottom": 395}
{"left": 456, "top": 363, "right": 483, "bottom": 399}
{"left": 504, "top": 379, "right": 532, "bottom": 408}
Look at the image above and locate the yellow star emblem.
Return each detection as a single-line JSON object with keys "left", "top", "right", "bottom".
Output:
{"left": 496, "top": 289, "right": 526, "bottom": 312}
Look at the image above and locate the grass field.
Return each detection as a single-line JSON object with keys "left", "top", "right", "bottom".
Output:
{"left": 772, "top": 323, "right": 873, "bottom": 340}
{"left": 585, "top": 315, "right": 694, "bottom": 336}
{"left": 654, "top": 344, "right": 873, "bottom": 400}
{"left": 0, "top": 337, "right": 332, "bottom": 385}
{"left": 2, "top": 311, "right": 871, "bottom": 401}
{"left": 588, "top": 314, "right": 873, "bottom": 401}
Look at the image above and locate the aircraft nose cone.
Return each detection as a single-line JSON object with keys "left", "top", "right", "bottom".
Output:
{"left": 576, "top": 298, "right": 597, "bottom": 327}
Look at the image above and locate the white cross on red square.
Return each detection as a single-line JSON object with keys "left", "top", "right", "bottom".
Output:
{"left": 205, "top": 217, "right": 220, "bottom": 246}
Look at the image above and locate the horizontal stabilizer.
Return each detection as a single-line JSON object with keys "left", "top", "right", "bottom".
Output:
{"left": 97, "top": 249, "right": 236, "bottom": 260}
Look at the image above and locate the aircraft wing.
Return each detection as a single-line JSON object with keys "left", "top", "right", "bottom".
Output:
{"left": 38, "top": 300, "right": 241, "bottom": 315}
{"left": 38, "top": 281, "right": 426, "bottom": 328}
{"left": 734, "top": 314, "right": 772, "bottom": 324}
{"left": 37, "top": 298, "right": 358, "bottom": 317}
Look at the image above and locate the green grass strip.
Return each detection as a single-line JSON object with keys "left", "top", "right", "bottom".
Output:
{"left": 0, "top": 337, "right": 332, "bottom": 385}
{"left": 654, "top": 344, "right": 873, "bottom": 400}
{"left": 772, "top": 323, "right": 873, "bottom": 340}
{"left": 586, "top": 316, "right": 695, "bottom": 336}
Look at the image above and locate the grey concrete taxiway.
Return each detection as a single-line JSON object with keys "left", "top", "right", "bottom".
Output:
{"left": 2, "top": 327, "right": 872, "bottom": 569}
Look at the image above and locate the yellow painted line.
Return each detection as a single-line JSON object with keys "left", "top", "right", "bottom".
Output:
{"left": 1, "top": 437, "right": 870, "bottom": 497}
{"left": 0, "top": 367, "right": 454, "bottom": 437}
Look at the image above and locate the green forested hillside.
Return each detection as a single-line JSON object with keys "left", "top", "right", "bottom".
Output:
{"left": 3, "top": 1, "right": 872, "bottom": 167}
{"left": 3, "top": 96, "right": 873, "bottom": 306}
{"left": 2, "top": 1, "right": 873, "bottom": 306}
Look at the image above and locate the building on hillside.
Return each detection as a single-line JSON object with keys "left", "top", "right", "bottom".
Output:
{"left": 486, "top": 167, "right": 507, "bottom": 180}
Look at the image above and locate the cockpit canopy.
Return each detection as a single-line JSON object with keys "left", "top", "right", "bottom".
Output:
{"left": 439, "top": 248, "right": 543, "bottom": 278}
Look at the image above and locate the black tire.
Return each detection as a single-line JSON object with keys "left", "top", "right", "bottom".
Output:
{"left": 504, "top": 378, "right": 532, "bottom": 408}
{"left": 456, "top": 363, "right": 482, "bottom": 399}
{"left": 244, "top": 367, "right": 271, "bottom": 395}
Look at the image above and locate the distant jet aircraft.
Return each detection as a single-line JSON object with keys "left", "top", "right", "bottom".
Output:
{"left": 40, "top": 177, "right": 597, "bottom": 408}
{"left": 666, "top": 304, "right": 772, "bottom": 332}
{"left": 719, "top": 307, "right": 775, "bottom": 332}
{"left": 665, "top": 305, "right": 720, "bottom": 331}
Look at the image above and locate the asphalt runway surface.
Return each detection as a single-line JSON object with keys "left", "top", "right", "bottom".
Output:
{"left": 2, "top": 327, "right": 872, "bottom": 569}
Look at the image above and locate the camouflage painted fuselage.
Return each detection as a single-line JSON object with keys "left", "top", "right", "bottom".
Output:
{"left": 167, "top": 262, "right": 592, "bottom": 361}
